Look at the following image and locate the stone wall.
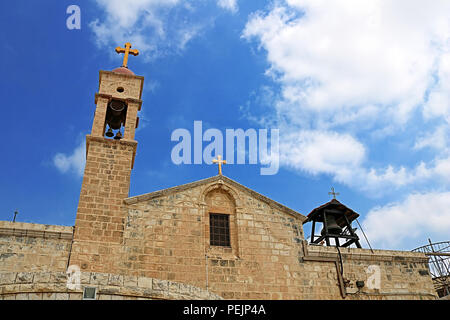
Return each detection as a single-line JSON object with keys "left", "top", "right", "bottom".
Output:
{"left": 119, "top": 178, "right": 307, "bottom": 299}
{"left": 0, "top": 271, "right": 222, "bottom": 300}
{"left": 303, "top": 244, "right": 438, "bottom": 300}
{"left": 0, "top": 178, "right": 438, "bottom": 300}
{"left": 116, "top": 177, "right": 437, "bottom": 300}
{"left": 0, "top": 221, "right": 73, "bottom": 273}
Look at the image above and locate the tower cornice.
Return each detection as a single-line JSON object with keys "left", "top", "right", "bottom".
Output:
{"left": 95, "top": 93, "right": 143, "bottom": 110}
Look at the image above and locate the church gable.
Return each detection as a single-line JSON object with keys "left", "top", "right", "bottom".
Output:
{"left": 119, "top": 176, "right": 307, "bottom": 297}
{"left": 124, "top": 175, "right": 306, "bottom": 221}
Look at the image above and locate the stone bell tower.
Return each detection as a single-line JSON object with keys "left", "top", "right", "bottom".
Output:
{"left": 69, "top": 43, "right": 144, "bottom": 273}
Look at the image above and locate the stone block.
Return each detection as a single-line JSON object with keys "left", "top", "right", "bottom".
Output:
{"left": 19, "top": 284, "right": 35, "bottom": 292}
{"left": 16, "top": 272, "right": 34, "bottom": 284}
{"left": 34, "top": 272, "right": 51, "bottom": 283}
{"left": 2, "top": 284, "right": 20, "bottom": 294}
{"left": 100, "top": 287, "right": 120, "bottom": 295}
{"left": 178, "top": 283, "right": 192, "bottom": 296}
{"left": 80, "top": 272, "right": 91, "bottom": 284}
{"left": 42, "top": 293, "right": 56, "bottom": 300}
{"left": 152, "top": 279, "right": 169, "bottom": 292}
{"left": 90, "top": 273, "right": 109, "bottom": 285}
{"left": 137, "top": 277, "right": 152, "bottom": 289}
{"left": 55, "top": 293, "right": 70, "bottom": 300}
{"left": 108, "top": 274, "right": 123, "bottom": 286}
{"left": 51, "top": 272, "right": 67, "bottom": 284}
{"left": 69, "top": 293, "right": 82, "bottom": 300}
{"left": 123, "top": 275, "right": 138, "bottom": 287}
{"left": 169, "top": 281, "right": 180, "bottom": 294}
{"left": 0, "top": 273, "right": 16, "bottom": 285}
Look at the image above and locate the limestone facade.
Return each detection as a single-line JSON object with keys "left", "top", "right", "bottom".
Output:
{"left": 0, "top": 271, "right": 221, "bottom": 300}
{"left": 115, "top": 175, "right": 437, "bottom": 300}
{"left": 0, "top": 222, "right": 72, "bottom": 273}
{"left": 0, "top": 67, "right": 439, "bottom": 300}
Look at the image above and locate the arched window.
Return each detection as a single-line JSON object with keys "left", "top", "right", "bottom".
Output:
{"left": 204, "top": 187, "right": 239, "bottom": 257}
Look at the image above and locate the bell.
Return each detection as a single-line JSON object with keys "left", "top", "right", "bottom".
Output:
{"left": 105, "top": 127, "right": 114, "bottom": 138}
{"left": 114, "top": 131, "right": 123, "bottom": 140}
{"left": 321, "top": 214, "right": 342, "bottom": 236}
{"left": 106, "top": 100, "right": 127, "bottom": 130}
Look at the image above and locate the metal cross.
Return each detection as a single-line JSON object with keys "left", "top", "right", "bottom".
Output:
{"left": 328, "top": 187, "right": 340, "bottom": 200}
{"left": 13, "top": 210, "right": 18, "bottom": 223}
{"left": 115, "top": 43, "right": 139, "bottom": 68}
{"left": 212, "top": 155, "right": 227, "bottom": 175}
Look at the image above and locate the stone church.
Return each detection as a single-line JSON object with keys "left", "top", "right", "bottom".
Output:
{"left": 0, "top": 44, "right": 438, "bottom": 300}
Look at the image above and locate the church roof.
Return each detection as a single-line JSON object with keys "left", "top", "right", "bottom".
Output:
{"left": 303, "top": 199, "right": 360, "bottom": 226}
{"left": 112, "top": 66, "right": 135, "bottom": 75}
{"left": 124, "top": 175, "right": 307, "bottom": 221}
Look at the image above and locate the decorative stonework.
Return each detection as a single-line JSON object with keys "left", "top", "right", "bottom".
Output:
{"left": 0, "top": 221, "right": 73, "bottom": 239}
{"left": 0, "top": 271, "right": 223, "bottom": 300}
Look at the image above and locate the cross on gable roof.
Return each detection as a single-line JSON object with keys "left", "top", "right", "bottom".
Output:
{"left": 124, "top": 174, "right": 307, "bottom": 222}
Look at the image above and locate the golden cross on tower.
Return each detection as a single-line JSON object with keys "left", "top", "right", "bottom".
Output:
{"left": 328, "top": 187, "right": 340, "bottom": 200}
{"left": 115, "top": 42, "right": 139, "bottom": 68}
{"left": 213, "top": 155, "right": 227, "bottom": 175}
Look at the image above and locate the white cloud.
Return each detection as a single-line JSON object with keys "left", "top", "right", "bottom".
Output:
{"left": 280, "top": 132, "right": 450, "bottom": 193}
{"left": 424, "top": 53, "right": 450, "bottom": 123}
{"left": 93, "top": 0, "right": 176, "bottom": 27}
{"left": 414, "top": 125, "right": 450, "bottom": 151}
{"left": 280, "top": 130, "right": 365, "bottom": 177}
{"left": 361, "top": 191, "right": 450, "bottom": 249}
{"left": 275, "top": 128, "right": 449, "bottom": 193}
{"left": 242, "top": 0, "right": 450, "bottom": 193}
{"left": 53, "top": 141, "right": 86, "bottom": 177}
{"left": 217, "top": 0, "right": 238, "bottom": 13}
{"left": 90, "top": 0, "right": 205, "bottom": 59}
{"left": 243, "top": 0, "right": 450, "bottom": 121}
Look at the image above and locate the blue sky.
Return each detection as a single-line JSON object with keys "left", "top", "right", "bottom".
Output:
{"left": 1, "top": 0, "right": 450, "bottom": 251}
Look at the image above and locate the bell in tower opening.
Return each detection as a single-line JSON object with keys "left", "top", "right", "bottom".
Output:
{"left": 303, "top": 197, "right": 362, "bottom": 248}
{"left": 320, "top": 210, "right": 342, "bottom": 236}
{"left": 105, "top": 99, "right": 127, "bottom": 140}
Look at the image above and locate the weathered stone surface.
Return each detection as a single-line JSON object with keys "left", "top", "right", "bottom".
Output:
{"left": 0, "top": 273, "right": 16, "bottom": 285}
{"left": 55, "top": 293, "right": 69, "bottom": 300}
{"left": 29, "top": 293, "right": 42, "bottom": 300}
{"left": 90, "top": 273, "right": 109, "bottom": 285}
{"left": 16, "top": 272, "right": 34, "bottom": 284}
{"left": 108, "top": 274, "right": 123, "bottom": 286}
{"left": 0, "top": 222, "right": 72, "bottom": 274}
{"left": 123, "top": 275, "right": 138, "bottom": 287}
{"left": 51, "top": 272, "right": 67, "bottom": 284}
{"left": 0, "top": 271, "right": 223, "bottom": 300}
{"left": 137, "top": 277, "right": 152, "bottom": 289}
{"left": 153, "top": 279, "right": 169, "bottom": 292}
{"left": 34, "top": 272, "right": 51, "bottom": 283}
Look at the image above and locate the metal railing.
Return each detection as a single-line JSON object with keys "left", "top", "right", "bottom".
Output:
{"left": 412, "top": 240, "right": 450, "bottom": 297}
